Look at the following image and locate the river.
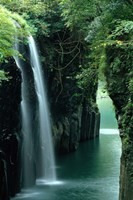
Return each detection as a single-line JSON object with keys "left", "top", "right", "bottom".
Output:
{"left": 13, "top": 133, "right": 121, "bottom": 200}
{"left": 13, "top": 87, "right": 121, "bottom": 200}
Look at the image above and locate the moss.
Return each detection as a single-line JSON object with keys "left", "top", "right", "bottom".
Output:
{"left": 122, "top": 135, "right": 132, "bottom": 156}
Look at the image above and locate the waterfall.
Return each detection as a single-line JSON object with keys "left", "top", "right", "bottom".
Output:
{"left": 14, "top": 41, "right": 35, "bottom": 187}
{"left": 14, "top": 36, "right": 56, "bottom": 187}
{"left": 28, "top": 36, "right": 56, "bottom": 182}
{"left": 20, "top": 91, "right": 35, "bottom": 187}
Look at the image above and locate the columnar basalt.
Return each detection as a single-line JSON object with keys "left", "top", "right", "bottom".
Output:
{"left": 37, "top": 30, "right": 100, "bottom": 154}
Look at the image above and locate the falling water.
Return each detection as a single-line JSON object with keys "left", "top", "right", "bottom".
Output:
{"left": 20, "top": 90, "right": 35, "bottom": 187}
{"left": 14, "top": 41, "right": 35, "bottom": 187}
{"left": 28, "top": 36, "right": 56, "bottom": 182}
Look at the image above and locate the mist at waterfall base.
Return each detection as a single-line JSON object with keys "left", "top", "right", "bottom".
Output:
{"left": 12, "top": 68, "right": 121, "bottom": 200}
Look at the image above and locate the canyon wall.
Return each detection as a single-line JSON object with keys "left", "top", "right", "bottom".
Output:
{"left": 0, "top": 59, "right": 22, "bottom": 198}
{"left": 38, "top": 31, "right": 100, "bottom": 153}
{"left": 104, "top": 46, "right": 133, "bottom": 200}
{"left": 0, "top": 35, "right": 100, "bottom": 198}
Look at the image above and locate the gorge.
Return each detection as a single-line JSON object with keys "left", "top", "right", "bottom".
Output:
{"left": 11, "top": 83, "right": 121, "bottom": 200}
{"left": 0, "top": 1, "right": 133, "bottom": 200}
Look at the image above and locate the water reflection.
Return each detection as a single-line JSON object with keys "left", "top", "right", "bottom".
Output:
{"left": 13, "top": 83, "right": 121, "bottom": 200}
{"left": 13, "top": 134, "right": 121, "bottom": 200}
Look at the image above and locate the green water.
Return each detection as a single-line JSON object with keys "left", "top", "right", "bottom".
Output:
{"left": 13, "top": 84, "right": 121, "bottom": 200}
{"left": 97, "top": 96, "right": 118, "bottom": 129}
{"left": 13, "top": 134, "right": 121, "bottom": 200}
{"left": 97, "top": 81, "right": 118, "bottom": 129}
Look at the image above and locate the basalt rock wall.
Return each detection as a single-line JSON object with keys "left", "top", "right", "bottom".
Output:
{"left": 53, "top": 104, "right": 100, "bottom": 154}
{"left": 38, "top": 31, "right": 100, "bottom": 154}
{"left": 0, "top": 59, "right": 22, "bottom": 199}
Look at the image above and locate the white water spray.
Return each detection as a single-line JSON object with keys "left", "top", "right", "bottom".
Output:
{"left": 28, "top": 36, "right": 56, "bottom": 182}
{"left": 14, "top": 40, "right": 35, "bottom": 187}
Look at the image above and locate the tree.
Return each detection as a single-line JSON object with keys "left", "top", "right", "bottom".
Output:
{"left": 0, "top": 5, "right": 30, "bottom": 82}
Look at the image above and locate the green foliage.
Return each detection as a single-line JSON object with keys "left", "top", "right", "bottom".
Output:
{"left": 0, "top": 6, "right": 30, "bottom": 62}
{"left": 0, "top": 70, "right": 8, "bottom": 84}
{"left": 76, "top": 62, "right": 98, "bottom": 104}
{"left": 55, "top": 1, "right": 132, "bottom": 101}
{"left": 122, "top": 134, "right": 132, "bottom": 157}
{"left": 59, "top": 0, "right": 97, "bottom": 30}
{"left": 121, "top": 101, "right": 133, "bottom": 141}
{"left": 76, "top": 65, "right": 97, "bottom": 90}
{"left": 0, "top": 0, "right": 64, "bottom": 37}
{"left": 109, "top": 20, "right": 133, "bottom": 40}
{"left": 0, "top": 0, "right": 132, "bottom": 107}
{"left": 0, "top": 5, "right": 31, "bottom": 84}
{"left": 0, "top": 6, "right": 16, "bottom": 62}
{"left": 90, "top": 8, "right": 132, "bottom": 81}
{"left": 129, "top": 79, "right": 133, "bottom": 97}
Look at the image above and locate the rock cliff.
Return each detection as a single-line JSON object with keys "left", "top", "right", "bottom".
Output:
{"left": 37, "top": 31, "right": 100, "bottom": 153}
{"left": 104, "top": 46, "right": 133, "bottom": 200}
{"left": 0, "top": 59, "right": 21, "bottom": 198}
{"left": 0, "top": 36, "right": 100, "bottom": 199}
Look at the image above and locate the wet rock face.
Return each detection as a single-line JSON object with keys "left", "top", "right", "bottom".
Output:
{"left": 81, "top": 105, "right": 100, "bottom": 141}
{"left": 53, "top": 106, "right": 100, "bottom": 154}
{"left": 48, "top": 66, "right": 100, "bottom": 154}
{"left": 38, "top": 33, "right": 100, "bottom": 154}
{"left": 0, "top": 59, "right": 22, "bottom": 198}
{"left": 0, "top": 151, "right": 8, "bottom": 200}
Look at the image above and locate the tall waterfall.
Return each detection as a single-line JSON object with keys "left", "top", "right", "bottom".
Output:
{"left": 14, "top": 36, "right": 56, "bottom": 187}
{"left": 14, "top": 41, "right": 35, "bottom": 187}
{"left": 28, "top": 36, "right": 56, "bottom": 182}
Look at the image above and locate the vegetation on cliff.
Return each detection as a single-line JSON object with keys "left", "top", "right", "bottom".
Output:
{"left": 0, "top": 0, "right": 132, "bottom": 137}
{"left": 0, "top": 0, "right": 132, "bottom": 198}
{"left": 1, "top": 0, "right": 132, "bottom": 90}
{"left": 0, "top": 5, "right": 31, "bottom": 82}
{"left": 0, "top": 0, "right": 132, "bottom": 146}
